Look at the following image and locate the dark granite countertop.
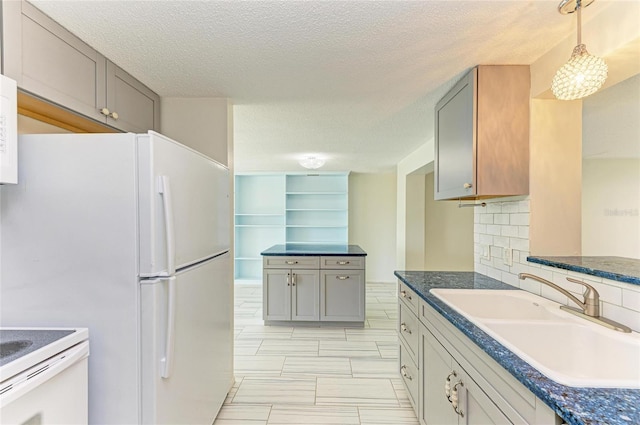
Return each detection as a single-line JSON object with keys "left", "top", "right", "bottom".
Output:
{"left": 527, "top": 256, "right": 640, "bottom": 285}
{"left": 261, "top": 244, "right": 367, "bottom": 256}
{"left": 394, "top": 270, "right": 640, "bottom": 425}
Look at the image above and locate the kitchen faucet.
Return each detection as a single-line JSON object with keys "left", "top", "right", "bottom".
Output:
{"left": 518, "top": 273, "right": 599, "bottom": 316}
{"left": 518, "top": 273, "right": 632, "bottom": 333}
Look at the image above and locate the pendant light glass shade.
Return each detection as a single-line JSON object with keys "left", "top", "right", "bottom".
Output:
{"left": 551, "top": 0, "right": 607, "bottom": 101}
{"left": 551, "top": 44, "right": 608, "bottom": 100}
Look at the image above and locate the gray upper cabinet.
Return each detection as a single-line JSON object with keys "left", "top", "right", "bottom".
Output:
{"left": 1, "top": 1, "right": 160, "bottom": 132}
{"left": 434, "top": 65, "right": 530, "bottom": 200}
{"left": 106, "top": 61, "right": 160, "bottom": 133}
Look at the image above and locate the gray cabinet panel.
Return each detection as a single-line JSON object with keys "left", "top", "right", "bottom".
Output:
{"left": 106, "top": 61, "right": 160, "bottom": 133}
{"left": 263, "top": 269, "right": 291, "bottom": 321}
{"left": 3, "top": 1, "right": 106, "bottom": 122}
{"left": 291, "top": 270, "right": 320, "bottom": 321}
{"left": 435, "top": 69, "right": 475, "bottom": 200}
{"left": 320, "top": 270, "right": 365, "bottom": 322}
{"left": 421, "top": 326, "right": 458, "bottom": 425}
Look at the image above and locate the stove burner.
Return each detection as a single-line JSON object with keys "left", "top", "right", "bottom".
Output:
{"left": 0, "top": 340, "right": 34, "bottom": 359}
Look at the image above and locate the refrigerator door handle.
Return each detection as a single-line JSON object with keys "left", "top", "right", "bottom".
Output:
{"left": 160, "top": 276, "right": 177, "bottom": 379}
{"left": 158, "top": 175, "right": 176, "bottom": 276}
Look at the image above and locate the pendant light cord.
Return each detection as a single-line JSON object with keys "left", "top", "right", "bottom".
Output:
{"left": 576, "top": 0, "right": 582, "bottom": 45}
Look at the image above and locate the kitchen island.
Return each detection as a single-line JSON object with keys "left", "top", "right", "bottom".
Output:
{"left": 261, "top": 244, "right": 366, "bottom": 325}
{"left": 395, "top": 270, "right": 639, "bottom": 425}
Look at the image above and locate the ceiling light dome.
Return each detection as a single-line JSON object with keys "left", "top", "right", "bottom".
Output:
{"left": 299, "top": 156, "right": 325, "bottom": 169}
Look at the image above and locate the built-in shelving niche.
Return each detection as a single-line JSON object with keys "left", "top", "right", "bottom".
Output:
{"left": 234, "top": 172, "right": 349, "bottom": 281}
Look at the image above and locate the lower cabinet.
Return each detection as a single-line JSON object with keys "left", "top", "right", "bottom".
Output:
{"left": 263, "top": 255, "right": 366, "bottom": 324}
{"left": 396, "top": 281, "right": 559, "bottom": 425}
{"left": 320, "top": 270, "right": 364, "bottom": 322}
{"left": 263, "top": 268, "right": 319, "bottom": 321}
{"left": 420, "top": 325, "right": 511, "bottom": 425}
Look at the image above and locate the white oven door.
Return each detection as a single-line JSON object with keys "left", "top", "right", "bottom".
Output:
{"left": 0, "top": 341, "right": 89, "bottom": 425}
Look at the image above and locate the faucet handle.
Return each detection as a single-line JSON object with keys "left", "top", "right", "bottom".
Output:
{"left": 566, "top": 277, "right": 600, "bottom": 316}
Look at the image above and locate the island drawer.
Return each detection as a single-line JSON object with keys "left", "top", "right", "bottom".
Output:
{"left": 320, "top": 256, "right": 364, "bottom": 269}
{"left": 263, "top": 256, "right": 320, "bottom": 269}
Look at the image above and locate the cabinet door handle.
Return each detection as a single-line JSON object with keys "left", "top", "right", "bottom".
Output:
{"left": 400, "top": 322, "right": 412, "bottom": 334}
{"left": 445, "top": 371, "right": 457, "bottom": 400}
{"left": 337, "top": 261, "right": 350, "bottom": 265}
{"left": 336, "top": 275, "right": 350, "bottom": 280}
{"left": 287, "top": 273, "right": 290, "bottom": 286}
{"left": 463, "top": 182, "right": 473, "bottom": 189}
{"left": 400, "top": 365, "right": 413, "bottom": 381}
{"left": 451, "top": 381, "right": 464, "bottom": 417}
{"left": 99, "top": 107, "right": 118, "bottom": 120}
{"left": 285, "top": 260, "right": 298, "bottom": 265}
{"left": 400, "top": 290, "right": 412, "bottom": 300}
{"left": 292, "top": 273, "right": 296, "bottom": 286}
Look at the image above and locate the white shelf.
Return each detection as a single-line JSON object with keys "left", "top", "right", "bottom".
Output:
{"left": 235, "top": 172, "right": 348, "bottom": 280}
{"left": 235, "top": 225, "right": 283, "bottom": 228}
{"left": 286, "top": 225, "right": 348, "bottom": 228}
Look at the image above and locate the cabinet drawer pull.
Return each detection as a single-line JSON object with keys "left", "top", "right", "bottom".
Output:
{"left": 400, "top": 365, "right": 413, "bottom": 381}
{"left": 337, "top": 260, "right": 350, "bottom": 265}
{"left": 285, "top": 260, "right": 298, "bottom": 265}
{"left": 400, "top": 290, "right": 412, "bottom": 300}
{"left": 291, "top": 273, "right": 296, "bottom": 286}
{"left": 287, "top": 273, "right": 291, "bottom": 286}
{"left": 400, "top": 322, "right": 412, "bottom": 334}
{"left": 336, "top": 275, "right": 350, "bottom": 280}
{"left": 463, "top": 182, "right": 473, "bottom": 189}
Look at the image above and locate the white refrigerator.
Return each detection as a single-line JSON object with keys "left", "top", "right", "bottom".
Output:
{"left": 0, "top": 131, "right": 233, "bottom": 425}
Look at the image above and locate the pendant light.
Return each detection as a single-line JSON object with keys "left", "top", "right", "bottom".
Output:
{"left": 551, "top": 0, "right": 608, "bottom": 100}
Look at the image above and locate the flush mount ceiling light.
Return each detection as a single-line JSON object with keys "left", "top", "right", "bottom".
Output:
{"left": 299, "top": 156, "right": 325, "bottom": 169}
{"left": 551, "top": 0, "right": 608, "bottom": 100}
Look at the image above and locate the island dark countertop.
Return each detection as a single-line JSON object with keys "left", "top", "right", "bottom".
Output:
{"left": 394, "top": 270, "right": 640, "bottom": 425}
{"left": 261, "top": 244, "right": 367, "bottom": 256}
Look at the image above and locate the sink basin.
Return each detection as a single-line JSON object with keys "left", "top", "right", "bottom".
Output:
{"left": 430, "top": 289, "right": 640, "bottom": 389}
{"left": 430, "top": 289, "right": 565, "bottom": 321}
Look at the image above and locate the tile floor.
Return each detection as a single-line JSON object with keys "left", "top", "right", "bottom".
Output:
{"left": 214, "top": 281, "right": 419, "bottom": 425}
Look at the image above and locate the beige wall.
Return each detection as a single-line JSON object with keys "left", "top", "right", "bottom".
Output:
{"left": 529, "top": 99, "right": 582, "bottom": 256}
{"left": 405, "top": 173, "right": 425, "bottom": 270}
{"left": 424, "top": 172, "right": 474, "bottom": 271}
{"left": 582, "top": 159, "right": 640, "bottom": 258}
{"left": 396, "top": 142, "right": 434, "bottom": 270}
{"left": 161, "top": 97, "right": 232, "bottom": 166}
{"left": 349, "top": 172, "right": 397, "bottom": 283}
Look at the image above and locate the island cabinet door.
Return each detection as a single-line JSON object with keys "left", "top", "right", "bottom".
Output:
{"left": 291, "top": 270, "right": 320, "bottom": 321}
{"left": 319, "top": 270, "right": 365, "bottom": 322}
{"left": 263, "top": 269, "right": 291, "bottom": 321}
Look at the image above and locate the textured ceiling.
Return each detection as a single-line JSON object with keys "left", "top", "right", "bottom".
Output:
{"left": 29, "top": 0, "right": 613, "bottom": 172}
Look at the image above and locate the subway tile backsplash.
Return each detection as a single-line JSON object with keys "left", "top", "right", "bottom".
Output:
{"left": 474, "top": 197, "right": 640, "bottom": 332}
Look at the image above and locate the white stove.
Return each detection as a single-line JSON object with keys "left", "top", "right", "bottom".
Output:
{"left": 0, "top": 328, "right": 89, "bottom": 425}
